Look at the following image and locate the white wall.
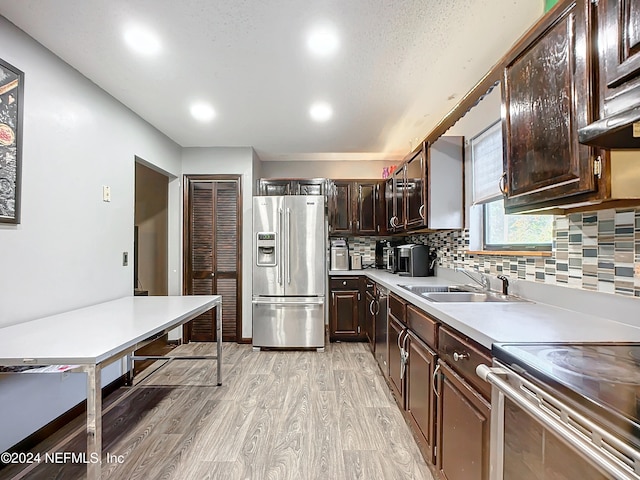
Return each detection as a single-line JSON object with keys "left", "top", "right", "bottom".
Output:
{"left": 0, "top": 17, "right": 182, "bottom": 451}
{"left": 181, "top": 147, "right": 255, "bottom": 338}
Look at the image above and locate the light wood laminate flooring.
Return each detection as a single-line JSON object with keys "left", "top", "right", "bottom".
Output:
{"left": 3, "top": 342, "right": 434, "bottom": 480}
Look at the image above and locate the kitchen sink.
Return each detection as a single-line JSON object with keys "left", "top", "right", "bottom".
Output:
{"left": 398, "top": 284, "right": 472, "bottom": 294}
{"left": 422, "top": 291, "right": 527, "bottom": 303}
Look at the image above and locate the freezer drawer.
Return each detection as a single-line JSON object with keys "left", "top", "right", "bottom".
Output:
{"left": 252, "top": 297, "right": 325, "bottom": 349}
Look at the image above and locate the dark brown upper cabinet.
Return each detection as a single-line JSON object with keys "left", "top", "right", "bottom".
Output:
{"left": 257, "top": 178, "right": 326, "bottom": 196}
{"left": 355, "top": 181, "right": 380, "bottom": 235}
{"left": 579, "top": 0, "right": 640, "bottom": 148}
{"left": 502, "top": 0, "right": 600, "bottom": 213}
{"left": 388, "top": 146, "right": 426, "bottom": 231}
{"left": 328, "top": 179, "right": 383, "bottom": 236}
{"left": 328, "top": 180, "right": 353, "bottom": 234}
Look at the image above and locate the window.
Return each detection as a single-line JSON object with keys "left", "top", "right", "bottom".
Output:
{"left": 483, "top": 199, "right": 553, "bottom": 250}
{"left": 471, "top": 121, "right": 553, "bottom": 251}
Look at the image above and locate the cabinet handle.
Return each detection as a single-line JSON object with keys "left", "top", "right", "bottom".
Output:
{"left": 400, "top": 331, "right": 410, "bottom": 380}
{"left": 419, "top": 204, "right": 425, "bottom": 220}
{"left": 433, "top": 363, "right": 441, "bottom": 397}
{"left": 498, "top": 172, "right": 507, "bottom": 195}
{"left": 453, "top": 352, "right": 469, "bottom": 362}
{"left": 369, "top": 299, "right": 376, "bottom": 315}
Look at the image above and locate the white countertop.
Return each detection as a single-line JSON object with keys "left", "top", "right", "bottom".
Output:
{"left": 0, "top": 296, "right": 220, "bottom": 365}
{"left": 329, "top": 269, "right": 640, "bottom": 349}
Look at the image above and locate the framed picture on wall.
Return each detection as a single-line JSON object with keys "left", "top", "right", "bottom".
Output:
{"left": 0, "top": 58, "right": 24, "bottom": 224}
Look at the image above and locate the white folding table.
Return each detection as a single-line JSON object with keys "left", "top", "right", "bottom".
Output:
{"left": 0, "top": 295, "right": 222, "bottom": 480}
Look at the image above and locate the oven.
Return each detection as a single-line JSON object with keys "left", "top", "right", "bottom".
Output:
{"left": 477, "top": 343, "right": 640, "bottom": 480}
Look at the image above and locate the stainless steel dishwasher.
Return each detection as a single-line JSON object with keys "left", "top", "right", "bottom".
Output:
{"left": 374, "top": 286, "right": 388, "bottom": 375}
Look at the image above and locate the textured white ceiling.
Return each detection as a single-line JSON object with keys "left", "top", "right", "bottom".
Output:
{"left": 0, "top": 0, "right": 543, "bottom": 161}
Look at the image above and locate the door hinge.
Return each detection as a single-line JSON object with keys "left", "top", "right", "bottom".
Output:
{"left": 594, "top": 156, "right": 602, "bottom": 179}
{"left": 434, "top": 446, "right": 437, "bottom": 458}
{"left": 358, "top": 293, "right": 361, "bottom": 301}
{"left": 357, "top": 326, "right": 361, "bottom": 334}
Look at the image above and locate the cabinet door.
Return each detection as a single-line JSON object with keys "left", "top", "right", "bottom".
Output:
{"left": 600, "top": 0, "right": 640, "bottom": 116}
{"left": 392, "top": 166, "right": 405, "bottom": 230}
{"left": 329, "top": 181, "right": 353, "bottom": 234}
{"left": 388, "top": 314, "right": 405, "bottom": 407}
{"left": 405, "top": 149, "right": 426, "bottom": 229}
{"left": 298, "top": 179, "right": 325, "bottom": 196}
{"left": 259, "top": 180, "right": 290, "bottom": 196}
{"left": 329, "top": 290, "right": 360, "bottom": 339}
{"left": 355, "top": 182, "right": 379, "bottom": 234}
{"left": 406, "top": 331, "right": 436, "bottom": 463}
{"left": 364, "top": 290, "right": 376, "bottom": 350}
{"left": 385, "top": 178, "right": 395, "bottom": 232}
{"left": 436, "top": 361, "right": 490, "bottom": 480}
{"left": 502, "top": 1, "right": 597, "bottom": 210}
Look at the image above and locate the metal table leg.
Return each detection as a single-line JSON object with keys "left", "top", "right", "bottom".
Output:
{"left": 85, "top": 364, "right": 102, "bottom": 480}
{"left": 216, "top": 300, "right": 222, "bottom": 386}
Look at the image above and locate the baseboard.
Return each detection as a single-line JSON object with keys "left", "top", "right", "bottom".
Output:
{"left": 2, "top": 374, "right": 127, "bottom": 464}
{"left": 238, "top": 337, "right": 252, "bottom": 344}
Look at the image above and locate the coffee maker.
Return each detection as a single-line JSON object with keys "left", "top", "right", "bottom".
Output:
{"left": 375, "top": 240, "right": 386, "bottom": 269}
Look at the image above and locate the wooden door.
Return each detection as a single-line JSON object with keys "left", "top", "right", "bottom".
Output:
{"left": 329, "top": 180, "right": 353, "bottom": 234}
{"left": 404, "top": 149, "right": 425, "bottom": 229}
{"left": 406, "top": 330, "right": 436, "bottom": 463}
{"left": 502, "top": 0, "right": 597, "bottom": 211}
{"left": 436, "top": 361, "right": 491, "bottom": 480}
{"left": 355, "top": 181, "right": 379, "bottom": 235}
{"left": 392, "top": 166, "right": 405, "bottom": 230}
{"left": 388, "top": 314, "right": 405, "bottom": 407}
{"left": 329, "top": 289, "right": 360, "bottom": 339}
{"left": 258, "top": 179, "right": 290, "bottom": 196}
{"left": 184, "top": 176, "right": 241, "bottom": 342}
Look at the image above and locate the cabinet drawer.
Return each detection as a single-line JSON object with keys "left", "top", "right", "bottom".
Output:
{"left": 438, "top": 326, "right": 491, "bottom": 400}
{"left": 389, "top": 293, "right": 406, "bottom": 323}
{"left": 329, "top": 276, "right": 360, "bottom": 290}
{"left": 407, "top": 305, "right": 437, "bottom": 350}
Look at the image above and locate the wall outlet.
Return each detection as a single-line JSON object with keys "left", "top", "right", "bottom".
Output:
{"left": 123, "top": 251, "right": 129, "bottom": 266}
{"left": 102, "top": 185, "right": 111, "bottom": 202}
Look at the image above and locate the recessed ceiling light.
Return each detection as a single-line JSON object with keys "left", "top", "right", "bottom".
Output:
{"left": 190, "top": 102, "right": 216, "bottom": 122}
{"left": 123, "top": 25, "right": 162, "bottom": 56}
{"left": 306, "top": 25, "right": 339, "bottom": 57}
{"left": 310, "top": 102, "right": 333, "bottom": 122}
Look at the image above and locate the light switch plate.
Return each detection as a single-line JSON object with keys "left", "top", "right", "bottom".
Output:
{"left": 103, "top": 185, "right": 111, "bottom": 202}
{"left": 123, "top": 252, "right": 128, "bottom": 266}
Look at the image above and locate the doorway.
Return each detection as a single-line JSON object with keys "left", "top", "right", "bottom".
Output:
{"left": 134, "top": 161, "right": 169, "bottom": 295}
{"left": 183, "top": 175, "right": 242, "bottom": 342}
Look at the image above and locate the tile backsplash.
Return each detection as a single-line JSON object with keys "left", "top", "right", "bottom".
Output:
{"left": 411, "top": 207, "right": 640, "bottom": 298}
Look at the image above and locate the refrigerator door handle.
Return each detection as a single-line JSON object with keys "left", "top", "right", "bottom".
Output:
{"left": 252, "top": 298, "right": 325, "bottom": 305}
{"left": 278, "top": 207, "right": 283, "bottom": 285}
{"left": 286, "top": 207, "right": 291, "bottom": 285}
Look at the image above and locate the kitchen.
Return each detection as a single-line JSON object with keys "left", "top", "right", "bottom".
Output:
{"left": 1, "top": 0, "right": 640, "bottom": 479}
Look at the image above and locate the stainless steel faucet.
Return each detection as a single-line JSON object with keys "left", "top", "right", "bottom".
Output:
{"left": 455, "top": 267, "right": 490, "bottom": 291}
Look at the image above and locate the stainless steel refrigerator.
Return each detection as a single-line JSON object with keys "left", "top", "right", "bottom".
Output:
{"left": 252, "top": 195, "right": 326, "bottom": 350}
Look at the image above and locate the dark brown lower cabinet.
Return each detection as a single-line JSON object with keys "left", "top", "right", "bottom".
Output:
{"left": 388, "top": 314, "right": 405, "bottom": 404}
{"left": 364, "top": 288, "right": 376, "bottom": 351}
{"left": 330, "top": 290, "right": 360, "bottom": 339}
{"left": 406, "top": 330, "right": 436, "bottom": 463}
{"left": 436, "top": 360, "right": 491, "bottom": 480}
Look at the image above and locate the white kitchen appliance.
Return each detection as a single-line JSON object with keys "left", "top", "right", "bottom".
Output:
{"left": 252, "top": 195, "right": 326, "bottom": 350}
